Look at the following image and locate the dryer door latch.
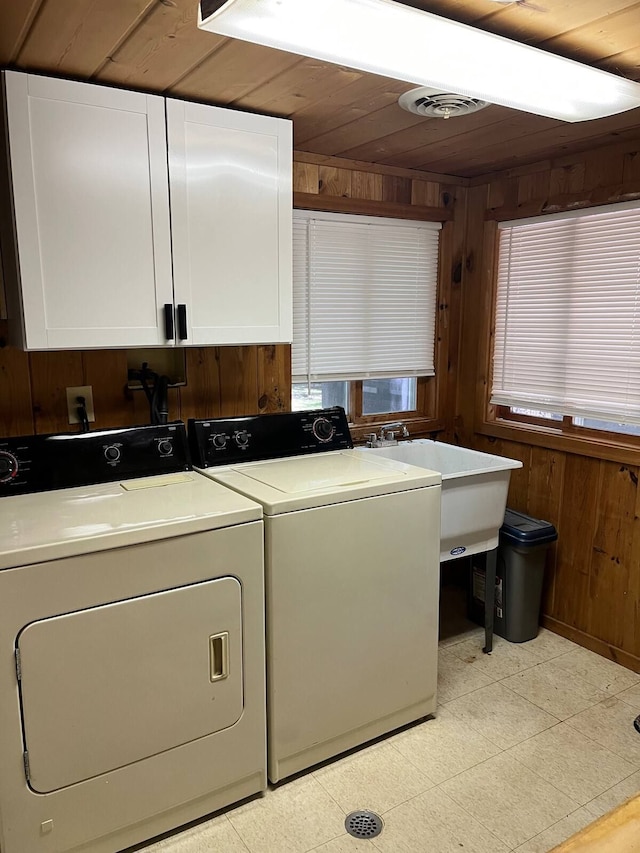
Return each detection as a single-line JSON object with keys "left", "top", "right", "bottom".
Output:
{"left": 209, "top": 632, "right": 229, "bottom": 682}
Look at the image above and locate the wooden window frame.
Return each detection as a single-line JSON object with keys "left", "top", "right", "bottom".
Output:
{"left": 292, "top": 375, "right": 444, "bottom": 443}
{"left": 291, "top": 206, "right": 455, "bottom": 444}
{"left": 347, "top": 374, "right": 443, "bottom": 443}
{"left": 478, "top": 220, "right": 640, "bottom": 466}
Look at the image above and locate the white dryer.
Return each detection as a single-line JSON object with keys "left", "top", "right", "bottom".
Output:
{"left": 0, "top": 423, "right": 266, "bottom": 853}
{"left": 189, "top": 408, "right": 441, "bottom": 783}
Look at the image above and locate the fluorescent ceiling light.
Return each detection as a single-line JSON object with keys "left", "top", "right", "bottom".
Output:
{"left": 198, "top": 0, "right": 640, "bottom": 122}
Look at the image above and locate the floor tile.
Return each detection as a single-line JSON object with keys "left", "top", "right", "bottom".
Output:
{"left": 512, "top": 808, "right": 597, "bottom": 853}
{"left": 313, "top": 741, "right": 433, "bottom": 815}
{"left": 132, "top": 610, "right": 640, "bottom": 853}
{"left": 436, "top": 647, "right": 494, "bottom": 703}
{"left": 616, "top": 682, "right": 640, "bottom": 709}
{"left": 141, "top": 815, "right": 249, "bottom": 852}
{"left": 525, "top": 628, "right": 579, "bottom": 662}
{"left": 391, "top": 705, "right": 501, "bottom": 783}
{"left": 448, "top": 634, "right": 542, "bottom": 680}
{"left": 583, "top": 770, "right": 640, "bottom": 820}
{"left": 445, "top": 681, "right": 558, "bottom": 749}
{"left": 440, "top": 751, "right": 579, "bottom": 849}
{"left": 551, "top": 647, "right": 640, "bottom": 695}
{"left": 310, "top": 835, "right": 374, "bottom": 852}
{"left": 227, "top": 776, "right": 345, "bottom": 853}
{"left": 508, "top": 722, "right": 637, "bottom": 805}
{"left": 566, "top": 697, "right": 640, "bottom": 767}
{"left": 501, "top": 658, "right": 608, "bottom": 720}
{"left": 371, "top": 787, "right": 509, "bottom": 853}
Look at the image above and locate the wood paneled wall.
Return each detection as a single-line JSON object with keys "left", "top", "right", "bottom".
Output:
{"left": 457, "top": 138, "right": 640, "bottom": 672}
{"left": 0, "top": 326, "right": 292, "bottom": 436}
{"left": 0, "top": 153, "right": 465, "bottom": 439}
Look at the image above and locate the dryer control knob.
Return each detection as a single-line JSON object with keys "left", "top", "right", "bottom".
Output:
{"left": 0, "top": 451, "right": 18, "bottom": 483}
{"left": 211, "top": 433, "right": 227, "bottom": 450}
{"left": 235, "top": 430, "right": 250, "bottom": 448}
{"left": 157, "top": 439, "right": 173, "bottom": 456}
{"left": 104, "top": 445, "right": 121, "bottom": 463}
{"left": 312, "top": 417, "right": 335, "bottom": 443}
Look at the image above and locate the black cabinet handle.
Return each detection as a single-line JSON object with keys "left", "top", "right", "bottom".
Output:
{"left": 163, "top": 304, "right": 174, "bottom": 340}
{"left": 177, "top": 304, "right": 188, "bottom": 341}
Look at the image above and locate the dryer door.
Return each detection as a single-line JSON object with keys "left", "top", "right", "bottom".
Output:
{"left": 17, "top": 577, "right": 243, "bottom": 792}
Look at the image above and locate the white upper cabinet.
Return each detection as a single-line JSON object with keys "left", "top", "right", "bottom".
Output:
{"left": 1, "top": 71, "right": 293, "bottom": 350}
{"left": 168, "top": 100, "right": 292, "bottom": 346}
{"left": 2, "top": 72, "right": 174, "bottom": 350}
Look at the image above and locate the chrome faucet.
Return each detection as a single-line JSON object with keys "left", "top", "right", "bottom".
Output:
{"left": 365, "top": 422, "right": 409, "bottom": 447}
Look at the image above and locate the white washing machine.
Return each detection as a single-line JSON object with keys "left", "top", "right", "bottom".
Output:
{"left": 0, "top": 422, "right": 266, "bottom": 853}
{"left": 189, "top": 408, "right": 441, "bottom": 783}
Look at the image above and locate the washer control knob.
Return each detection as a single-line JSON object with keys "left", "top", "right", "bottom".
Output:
{"left": 211, "top": 433, "right": 227, "bottom": 450}
{"left": 312, "top": 416, "right": 335, "bottom": 443}
{"left": 0, "top": 451, "right": 18, "bottom": 483}
{"left": 157, "top": 439, "right": 173, "bottom": 456}
{"left": 104, "top": 445, "right": 121, "bottom": 463}
{"left": 235, "top": 430, "right": 250, "bottom": 449}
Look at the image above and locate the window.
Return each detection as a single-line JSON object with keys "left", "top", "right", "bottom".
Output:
{"left": 491, "top": 201, "right": 640, "bottom": 443}
{"left": 291, "top": 210, "right": 441, "bottom": 425}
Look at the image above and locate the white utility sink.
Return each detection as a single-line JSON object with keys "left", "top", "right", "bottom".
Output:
{"left": 358, "top": 440, "right": 522, "bottom": 562}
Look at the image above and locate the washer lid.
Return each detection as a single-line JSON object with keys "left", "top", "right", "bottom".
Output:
{"left": 207, "top": 451, "right": 440, "bottom": 514}
{"left": 0, "top": 473, "right": 262, "bottom": 570}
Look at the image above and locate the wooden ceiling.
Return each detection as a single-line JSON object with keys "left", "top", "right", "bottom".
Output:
{"left": 1, "top": 0, "right": 640, "bottom": 177}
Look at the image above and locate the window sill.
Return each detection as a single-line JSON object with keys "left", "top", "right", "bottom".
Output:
{"left": 478, "top": 416, "right": 640, "bottom": 466}
{"left": 349, "top": 417, "right": 445, "bottom": 445}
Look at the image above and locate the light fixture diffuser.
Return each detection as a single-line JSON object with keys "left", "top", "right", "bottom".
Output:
{"left": 198, "top": 0, "right": 640, "bottom": 122}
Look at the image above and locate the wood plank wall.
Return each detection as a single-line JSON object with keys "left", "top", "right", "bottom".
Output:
{"left": 457, "top": 137, "right": 640, "bottom": 672}
{"left": 0, "top": 328, "right": 293, "bottom": 436}
{"left": 0, "top": 153, "right": 465, "bottom": 439}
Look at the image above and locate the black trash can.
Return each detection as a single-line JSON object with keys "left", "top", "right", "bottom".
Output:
{"left": 470, "top": 509, "right": 558, "bottom": 643}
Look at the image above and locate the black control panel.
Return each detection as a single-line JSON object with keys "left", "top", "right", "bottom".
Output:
{"left": 188, "top": 407, "right": 353, "bottom": 468}
{"left": 0, "top": 422, "right": 191, "bottom": 498}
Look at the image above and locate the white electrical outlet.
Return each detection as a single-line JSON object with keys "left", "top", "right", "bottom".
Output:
{"left": 66, "top": 386, "right": 96, "bottom": 425}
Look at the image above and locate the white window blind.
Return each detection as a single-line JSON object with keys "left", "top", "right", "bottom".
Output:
{"left": 292, "top": 210, "right": 441, "bottom": 383}
{"left": 492, "top": 201, "right": 640, "bottom": 425}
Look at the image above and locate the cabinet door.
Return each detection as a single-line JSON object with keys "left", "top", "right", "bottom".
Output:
{"left": 3, "top": 72, "right": 174, "bottom": 349}
{"left": 167, "top": 99, "right": 292, "bottom": 345}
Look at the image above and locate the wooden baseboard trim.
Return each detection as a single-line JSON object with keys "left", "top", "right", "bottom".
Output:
{"left": 542, "top": 616, "right": 640, "bottom": 674}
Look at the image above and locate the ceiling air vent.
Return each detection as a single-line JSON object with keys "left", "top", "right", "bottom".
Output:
{"left": 398, "top": 86, "right": 490, "bottom": 119}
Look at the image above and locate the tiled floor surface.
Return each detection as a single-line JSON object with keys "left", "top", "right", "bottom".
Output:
{"left": 135, "top": 584, "right": 640, "bottom": 853}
